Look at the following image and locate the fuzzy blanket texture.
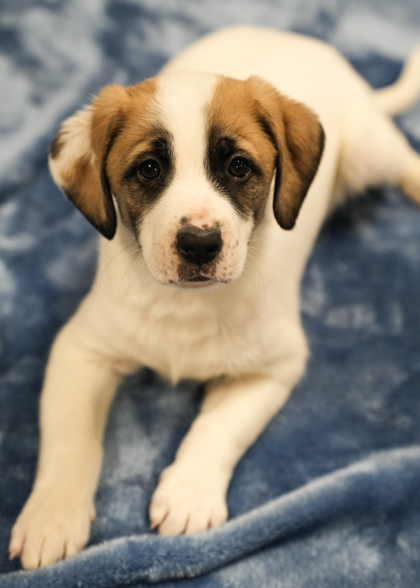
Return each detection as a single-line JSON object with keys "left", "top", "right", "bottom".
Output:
{"left": 1, "top": 1, "right": 420, "bottom": 586}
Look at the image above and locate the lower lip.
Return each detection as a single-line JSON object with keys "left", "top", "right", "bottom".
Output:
{"left": 186, "top": 275, "right": 211, "bottom": 282}
{"left": 176, "top": 278, "right": 217, "bottom": 289}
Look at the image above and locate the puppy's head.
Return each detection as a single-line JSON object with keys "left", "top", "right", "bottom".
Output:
{"left": 49, "top": 73, "right": 324, "bottom": 288}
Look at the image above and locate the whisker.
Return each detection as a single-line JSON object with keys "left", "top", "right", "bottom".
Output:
{"left": 99, "top": 242, "right": 140, "bottom": 282}
{"left": 245, "top": 242, "right": 291, "bottom": 298}
{"left": 119, "top": 248, "right": 142, "bottom": 302}
{"left": 243, "top": 252, "right": 267, "bottom": 299}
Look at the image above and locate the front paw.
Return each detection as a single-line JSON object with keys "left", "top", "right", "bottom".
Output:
{"left": 149, "top": 463, "right": 229, "bottom": 536}
{"left": 9, "top": 488, "right": 95, "bottom": 570}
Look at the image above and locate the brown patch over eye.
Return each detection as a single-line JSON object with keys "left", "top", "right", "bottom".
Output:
{"left": 48, "top": 80, "right": 160, "bottom": 240}
{"left": 205, "top": 77, "right": 277, "bottom": 226}
{"left": 206, "top": 75, "right": 324, "bottom": 232}
{"left": 114, "top": 129, "right": 175, "bottom": 236}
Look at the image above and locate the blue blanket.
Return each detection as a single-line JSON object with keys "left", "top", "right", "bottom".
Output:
{"left": 1, "top": 1, "right": 420, "bottom": 586}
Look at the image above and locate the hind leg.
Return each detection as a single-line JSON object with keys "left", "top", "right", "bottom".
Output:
{"left": 340, "top": 104, "right": 420, "bottom": 202}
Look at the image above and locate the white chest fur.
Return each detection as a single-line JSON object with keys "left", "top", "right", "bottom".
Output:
{"left": 81, "top": 214, "right": 305, "bottom": 384}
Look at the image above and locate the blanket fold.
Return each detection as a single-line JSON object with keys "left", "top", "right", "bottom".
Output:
{"left": 3, "top": 447, "right": 420, "bottom": 588}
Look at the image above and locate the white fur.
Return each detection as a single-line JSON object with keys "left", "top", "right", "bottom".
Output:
{"left": 10, "top": 26, "right": 420, "bottom": 569}
{"left": 49, "top": 107, "right": 94, "bottom": 188}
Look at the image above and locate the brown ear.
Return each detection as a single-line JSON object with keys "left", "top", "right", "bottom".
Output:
{"left": 48, "top": 85, "right": 128, "bottom": 239}
{"left": 247, "top": 77, "right": 325, "bottom": 230}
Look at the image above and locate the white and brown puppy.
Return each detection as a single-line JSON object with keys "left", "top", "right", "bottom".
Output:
{"left": 9, "top": 27, "right": 420, "bottom": 569}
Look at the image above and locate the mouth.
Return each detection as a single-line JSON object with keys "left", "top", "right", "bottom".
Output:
{"left": 184, "top": 275, "right": 211, "bottom": 283}
{"left": 178, "top": 273, "right": 214, "bottom": 288}
{"left": 170, "top": 271, "right": 222, "bottom": 289}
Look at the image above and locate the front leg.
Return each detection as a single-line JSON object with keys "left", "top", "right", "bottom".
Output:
{"left": 149, "top": 347, "right": 307, "bottom": 535}
{"left": 9, "top": 318, "right": 131, "bottom": 570}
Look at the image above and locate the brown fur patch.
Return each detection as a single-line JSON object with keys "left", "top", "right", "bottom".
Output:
{"left": 106, "top": 123, "right": 174, "bottom": 236}
{"left": 52, "top": 80, "right": 159, "bottom": 239}
{"left": 206, "top": 76, "right": 324, "bottom": 231}
{"left": 246, "top": 76, "right": 325, "bottom": 230}
{"left": 206, "top": 77, "right": 277, "bottom": 225}
{"left": 62, "top": 154, "right": 101, "bottom": 220}
{"left": 94, "top": 81, "right": 177, "bottom": 237}
{"left": 49, "top": 130, "right": 65, "bottom": 159}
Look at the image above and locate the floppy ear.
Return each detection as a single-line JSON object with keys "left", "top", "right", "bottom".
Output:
{"left": 247, "top": 77, "right": 325, "bottom": 230}
{"left": 48, "top": 85, "right": 128, "bottom": 239}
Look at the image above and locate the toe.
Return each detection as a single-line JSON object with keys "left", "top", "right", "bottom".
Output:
{"left": 158, "top": 503, "right": 190, "bottom": 536}
{"left": 39, "top": 530, "right": 65, "bottom": 568}
{"left": 209, "top": 502, "right": 228, "bottom": 529}
{"left": 149, "top": 500, "right": 169, "bottom": 530}
{"left": 65, "top": 539, "right": 82, "bottom": 560}
{"left": 9, "top": 524, "right": 25, "bottom": 560}
{"left": 21, "top": 536, "right": 43, "bottom": 571}
{"left": 185, "top": 504, "right": 211, "bottom": 534}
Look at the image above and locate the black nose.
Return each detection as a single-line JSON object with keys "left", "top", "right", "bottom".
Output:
{"left": 176, "top": 226, "right": 222, "bottom": 266}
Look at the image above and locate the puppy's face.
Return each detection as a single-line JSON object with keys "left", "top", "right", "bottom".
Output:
{"left": 49, "top": 73, "right": 324, "bottom": 288}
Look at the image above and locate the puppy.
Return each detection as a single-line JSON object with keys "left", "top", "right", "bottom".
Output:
{"left": 9, "top": 26, "right": 420, "bottom": 569}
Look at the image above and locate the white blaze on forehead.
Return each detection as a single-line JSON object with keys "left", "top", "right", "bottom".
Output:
{"left": 155, "top": 72, "right": 219, "bottom": 179}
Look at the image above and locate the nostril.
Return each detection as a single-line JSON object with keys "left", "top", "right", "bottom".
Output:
{"left": 176, "top": 227, "right": 222, "bottom": 266}
{"left": 179, "top": 244, "right": 193, "bottom": 254}
{"left": 207, "top": 242, "right": 220, "bottom": 253}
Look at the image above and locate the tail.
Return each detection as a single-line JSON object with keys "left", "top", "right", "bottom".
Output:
{"left": 374, "top": 46, "right": 420, "bottom": 116}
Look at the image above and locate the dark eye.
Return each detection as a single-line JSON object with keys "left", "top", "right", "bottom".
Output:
{"left": 228, "top": 157, "right": 250, "bottom": 178}
{"left": 138, "top": 159, "right": 161, "bottom": 181}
